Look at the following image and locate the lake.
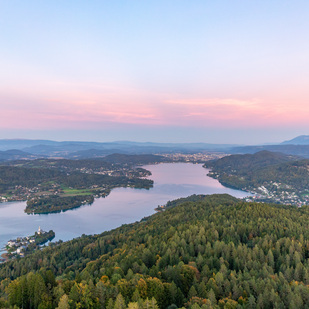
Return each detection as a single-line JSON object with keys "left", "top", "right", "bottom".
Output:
{"left": 0, "top": 163, "right": 250, "bottom": 249}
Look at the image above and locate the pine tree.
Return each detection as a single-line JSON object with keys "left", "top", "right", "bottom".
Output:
{"left": 188, "top": 286, "right": 198, "bottom": 300}
{"left": 114, "top": 293, "right": 126, "bottom": 309}
{"left": 142, "top": 297, "right": 159, "bottom": 309}
{"left": 207, "top": 289, "right": 216, "bottom": 306}
{"left": 127, "top": 302, "right": 140, "bottom": 309}
{"left": 248, "top": 295, "right": 256, "bottom": 309}
{"left": 106, "top": 298, "right": 114, "bottom": 309}
{"left": 56, "top": 294, "right": 70, "bottom": 309}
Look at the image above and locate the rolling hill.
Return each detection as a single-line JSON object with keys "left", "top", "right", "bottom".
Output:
{"left": 204, "top": 150, "right": 309, "bottom": 205}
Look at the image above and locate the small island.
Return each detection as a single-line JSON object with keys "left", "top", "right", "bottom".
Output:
{"left": 25, "top": 195, "right": 95, "bottom": 214}
{"left": 2, "top": 227, "right": 55, "bottom": 261}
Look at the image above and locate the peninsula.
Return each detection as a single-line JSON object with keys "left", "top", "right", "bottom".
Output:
{"left": 2, "top": 227, "right": 55, "bottom": 261}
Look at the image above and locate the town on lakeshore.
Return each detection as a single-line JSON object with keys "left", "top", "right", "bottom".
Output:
{"left": 2, "top": 227, "right": 55, "bottom": 262}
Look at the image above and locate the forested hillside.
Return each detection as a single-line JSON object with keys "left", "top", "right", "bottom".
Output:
{"left": 4, "top": 154, "right": 169, "bottom": 171}
{"left": 204, "top": 151, "right": 309, "bottom": 205}
{"left": 1, "top": 194, "right": 309, "bottom": 308}
{"left": 204, "top": 151, "right": 297, "bottom": 174}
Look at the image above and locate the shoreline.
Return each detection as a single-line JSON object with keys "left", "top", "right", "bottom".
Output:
{"left": 0, "top": 252, "right": 8, "bottom": 262}
{"left": 0, "top": 163, "right": 250, "bottom": 251}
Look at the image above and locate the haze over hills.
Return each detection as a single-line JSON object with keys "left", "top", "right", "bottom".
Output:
{"left": 0, "top": 139, "right": 238, "bottom": 158}
{"left": 228, "top": 135, "right": 309, "bottom": 158}
{"left": 0, "top": 136, "right": 308, "bottom": 161}
{"left": 0, "top": 149, "right": 39, "bottom": 162}
{"left": 230, "top": 144, "right": 309, "bottom": 158}
{"left": 0, "top": 139, "right": 58, "bottom": 150}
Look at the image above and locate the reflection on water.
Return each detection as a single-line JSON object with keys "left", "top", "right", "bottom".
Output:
{"left": 0, "top": 163, "right": 250, "bottom": 248}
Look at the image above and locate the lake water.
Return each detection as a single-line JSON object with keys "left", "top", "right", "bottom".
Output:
{"left": 0, "top": 163, "right": 250, "bottom": 249}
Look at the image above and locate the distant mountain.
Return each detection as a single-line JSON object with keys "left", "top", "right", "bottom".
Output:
{"left": 281, "top": 135, "right": 309, "bottom": 145}
{"left": 113, "top": 141, "right": 236, "bottom": 150}
{"left": 101, "top": 153, "right": 170, "bottom": 164}
{"left": 68, "top": 149, "right": 128, "bottom": 159}
{"left": 231, "top": 144, "right": 309, "bottom": 158}
{"left": 0, "top": 139, "right": 59, "bottom": 151}
{"left": 0, "top": 149, "right": 38, "bottom": 162}
{"left": 6, "top": 138, "right": 309, "bottom": 159}
{"left": 22, "top": 142, "right": 120, "bottom": 156}
{"left": 0, "top": 139, "right": 237, "bottom": 157}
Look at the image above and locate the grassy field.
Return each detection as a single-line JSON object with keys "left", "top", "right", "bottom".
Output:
{"left": 61, "top": 188, "right": 92, "bottom": 196}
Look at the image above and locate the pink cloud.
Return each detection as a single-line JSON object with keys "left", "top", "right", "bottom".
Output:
{"left": 161, "top": 97, "right": 309, "bottom": 127}
{"left": 1, "top": 84, "right": 309, "bottom": 130}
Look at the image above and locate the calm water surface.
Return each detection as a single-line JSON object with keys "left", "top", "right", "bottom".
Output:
{"left": 0, "top": 163, "right": 250, "bottom": 249}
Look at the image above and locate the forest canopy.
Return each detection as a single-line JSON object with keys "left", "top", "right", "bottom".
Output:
{"left": 1, "top": 194, "right": 309, "bottom": 308}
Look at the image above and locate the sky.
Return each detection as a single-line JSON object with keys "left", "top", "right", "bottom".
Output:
{"left": 1, "top": 1, "right": 309, "bottom": 144}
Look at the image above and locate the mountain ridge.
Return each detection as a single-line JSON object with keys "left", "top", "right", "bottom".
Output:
{"left": 281, "top": 135, "right": 309, "bottom": 145}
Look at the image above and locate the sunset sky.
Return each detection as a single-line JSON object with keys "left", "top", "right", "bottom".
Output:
{"left": 1, "top": 1, "right": 309, "bottom": 144}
